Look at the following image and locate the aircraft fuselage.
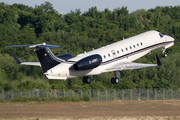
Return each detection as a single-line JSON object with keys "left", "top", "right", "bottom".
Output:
{"left": 44, "top": 30, "right": 174, "bottom": 80}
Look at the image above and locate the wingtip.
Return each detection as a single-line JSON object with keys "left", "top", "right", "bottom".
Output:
{"left": 156, "top": 54, "right": 161, "bottom": 66}
{"left": 11, "top": 52, "right": 21, "bottom": 64}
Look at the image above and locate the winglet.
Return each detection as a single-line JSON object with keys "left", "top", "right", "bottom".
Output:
{"left": 11, "top": 52, "right": 21, "bottom": 64}
{"left": 156, "top": 54, "right": 161, "bottom": 66}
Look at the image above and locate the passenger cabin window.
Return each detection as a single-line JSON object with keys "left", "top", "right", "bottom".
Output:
{"left": 104, "top": 55, "right": 106, "bottom": 58}
{"left": 121, "top": 49, "right": 124, "bottom": 52}
{"left": 140, "top": 42, "right": 143, "bottom": 46}
{"left": 117, "top": 51, "right": 119, "bottom": 54}
{"left": 159, "top": 33, "right": 164, "bottom": 38}
{"left": 137, "top": 44, "right": 139, "bottom": 47}
{"left": 130, "top": 46, "right": 132, "bottom": 49}
{"left": 108, "top": 54, "right": 110, "bottom": 57}
{"left": 133, "top": 45, "right": 135, "bottom": 48}
{"left": 126, "top": 48, "right": 128, "bottom": 51}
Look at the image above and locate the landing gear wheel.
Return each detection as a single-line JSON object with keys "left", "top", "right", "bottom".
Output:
{"left": 86, "top": 76, "right": 91, "bottom": 84}
{"left": 162, "top": 47, "right": 167, "bottom": 58}
{"left": 111, "top": 77, "right": 119, "bottom": 84}
{"left": 83, "top": 76, "right": 87, "bottom": 83}
{"left": 162, "top": 53, "right": 167, "bottom": 58}
{"left": 82, "top": 76, "right": 91, "bottom": 84}
{"left": 111, "top": 77, "right": 115, "bottom": 84}
{"left": 114, "top": 78, "right": 119, "bottom": 84}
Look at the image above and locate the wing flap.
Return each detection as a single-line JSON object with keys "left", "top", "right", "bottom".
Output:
{"left": 102, "top": 62, "right": 157, "bottom": 73}
{"left": 102, "top": 54, "right": 161, "bottom": 73}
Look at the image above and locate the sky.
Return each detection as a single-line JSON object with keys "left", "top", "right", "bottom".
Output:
{"left": 1, "top": 0, "right": 180, "bottom": 14}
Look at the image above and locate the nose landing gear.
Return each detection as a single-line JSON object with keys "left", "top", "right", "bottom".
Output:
{"left": 162, "top": 47, "right": 167, "bottom": 58}
{"left": 162, "top": 53, "right": 167, "bottom": 57}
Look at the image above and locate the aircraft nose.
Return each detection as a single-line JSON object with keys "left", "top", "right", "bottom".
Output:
{"left": 171, "top": 36, "right": 175, "bottom": 41}
{"left": 166, "top": 35, "right": 174, "bottom": 42}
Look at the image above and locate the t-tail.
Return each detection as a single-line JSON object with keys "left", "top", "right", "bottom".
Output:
{"left": 7, "top": 43, "right": 64, "bottom": 72}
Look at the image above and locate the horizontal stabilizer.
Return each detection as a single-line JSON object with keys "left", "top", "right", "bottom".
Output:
{"left": 7, "top": 43, "right": 61, "bottom": 49}
{"left": 11, "top": 52, "right": 41, "bottom": 67}
{"left": 7, "top": 45, "right": 32, "bottom": 47}
{"left": 38, "top": 45, "right": 61, "bottom": 48}
{"left": 20, "top": 62, "right": 41, "bottom": 66}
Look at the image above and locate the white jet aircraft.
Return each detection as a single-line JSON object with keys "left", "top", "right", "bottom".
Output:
{"left": 8, "top": 30, "right": 174, "bottom": 84}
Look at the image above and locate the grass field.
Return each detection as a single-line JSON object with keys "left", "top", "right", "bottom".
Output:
{"left": 0, "top": 100, "right": 180, "bottom": 120}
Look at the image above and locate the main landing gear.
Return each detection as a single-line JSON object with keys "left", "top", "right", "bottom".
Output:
{"left": 82, "top": 71, "right": 120, "bottom": 84}
{"left": 111, "top": 71, "right": 120, "bottom": 84}
{"left": 82, "top": 76, "right": 91, "bottom": 84}
{"left": 111, "top": 77, "right": 119, "bottom": 84}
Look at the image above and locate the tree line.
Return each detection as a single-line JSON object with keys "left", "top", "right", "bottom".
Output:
{"left": 0, "top": 2, "right": 180, "bottom": 90}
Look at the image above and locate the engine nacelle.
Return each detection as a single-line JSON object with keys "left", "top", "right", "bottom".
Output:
{"left": 56, "top": 53, "right": 73, "bottom": 60}
{"left": 73, "top": 54, "right": 102, "bottom": 70}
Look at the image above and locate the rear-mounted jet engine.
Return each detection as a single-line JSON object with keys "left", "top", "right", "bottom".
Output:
{"left": 73, "top": 54, "right": 102, "bottom": 70}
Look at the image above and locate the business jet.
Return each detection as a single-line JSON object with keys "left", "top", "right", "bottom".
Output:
{"left": 7, "top": 30, "right": 174, "bottom": 84}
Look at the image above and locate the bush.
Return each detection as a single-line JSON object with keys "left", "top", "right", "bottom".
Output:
{"left": 41, "top": 98, "right": 49, "bottom": 101}
{"left": 72, "top": 97, "right": 82, "bottom": 102}
{"left": 1, "top": 96, "right": 89, "bottom": 102}
{"left": 28, "top": 97, "right": 41, "bottom": 102}
{"left": 8, "top": 96, "right": 41, "bottom": 102}
{"left": 0, "top": 98, "right": 4, "bottom": 102}
{"left": 57, "top": 96, "right": 82, "bottom": 102}
{"left": 83, "top": 93, "right": 91, "bottom": 102}
{"left": 57, "top": 96, "right": 72, "bottom": 101}
{"left": 8, "top": 96, "right": 28, "bottom": 102}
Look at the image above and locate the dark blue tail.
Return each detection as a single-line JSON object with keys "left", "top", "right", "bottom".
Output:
{"left": 7, "top": 43, "right": 63, "bottom": 72}
{"left": 36, "top": 47, "right": 63, "bottom": 72}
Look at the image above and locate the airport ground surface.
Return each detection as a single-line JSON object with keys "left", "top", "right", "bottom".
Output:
{"left": 0, "top": 100, "right": 180, "bottom": 120}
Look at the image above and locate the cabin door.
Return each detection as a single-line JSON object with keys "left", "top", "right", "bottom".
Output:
{"left": 111, "top": 50, "right": 116, "bottom": 58}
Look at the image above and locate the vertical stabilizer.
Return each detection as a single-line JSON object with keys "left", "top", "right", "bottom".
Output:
{"left": 36, "top": 47, "right": 62, "bottom": 72}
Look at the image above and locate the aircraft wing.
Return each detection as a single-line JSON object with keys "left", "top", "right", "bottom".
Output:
{"left": 11, "top": 52, "right": 41, "bottom": 67}
{"left": 102, "top": 54, "right": 161, "bottom": 73}
{"left": 102, "top": 62, "right": 157, "bottom": 72}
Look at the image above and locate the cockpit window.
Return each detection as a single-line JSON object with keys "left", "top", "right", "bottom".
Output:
{"left": 159, "top": 33, "right": 164, "bottom": 38}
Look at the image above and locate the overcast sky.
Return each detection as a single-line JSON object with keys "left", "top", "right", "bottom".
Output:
{"left": 1, "top": 0, "right": 180, "bottom": 14}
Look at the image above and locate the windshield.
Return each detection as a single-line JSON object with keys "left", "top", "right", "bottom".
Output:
{"left": 159, "top": 33, "right": 164, "bottom": 38}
